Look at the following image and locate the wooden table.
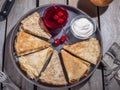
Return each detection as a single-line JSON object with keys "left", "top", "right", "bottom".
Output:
{"left": 0, "top": 0, "right": 120, "bottom": 90}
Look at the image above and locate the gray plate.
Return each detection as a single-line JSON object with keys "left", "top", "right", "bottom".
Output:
{"left": 5, "top": 4, "right": 103, "bottom": 89}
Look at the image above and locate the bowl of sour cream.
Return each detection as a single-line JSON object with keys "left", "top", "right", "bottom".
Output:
{"left": 70, "top": 15, "right": 96, "bottom": 39}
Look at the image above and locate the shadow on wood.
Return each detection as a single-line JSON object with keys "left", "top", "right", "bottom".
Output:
{"left": 77, "top": 0, "right": 108, "bottom": 17}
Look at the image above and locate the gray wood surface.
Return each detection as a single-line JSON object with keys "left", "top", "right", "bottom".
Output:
{"left": 99, "top": 0, "right": 119, "bottom": 54}
{"left": 0, "top": 1, "right": 6, "bottom": 89}
{"left": 0, "top": 21, "right": 5, "bottom": 70}
{"left": 4, "top": 0, "right": 36, "bottom": 90}
{"left": 0, "top": 0, "right": 6, "bottom": 72}
{"left": 99, "top": 0, "right": 120, "bottom": 90}
{"left": 0, "top": 20, "right": 6, "bottom": 72}
{"left": 39, "top": 0, "right": 66, "bottom": 5}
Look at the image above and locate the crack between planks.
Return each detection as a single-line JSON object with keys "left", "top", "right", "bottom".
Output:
{"left": 97, "top": 7, "right": 105, "bottom": 90}
{"left": 66, "top": 0, "right": 69, "bottom": 5}
{"left": 1, "top": 17, "right": 7, "bottom": 90}
{"left": 101, "top": 65, "right": 105, "bottom": 90}
{"left": 36, "top": 0, "right": 39, "bottom": 7}
{"left": 97, "top": 6, "right": 101, "bottom": 31}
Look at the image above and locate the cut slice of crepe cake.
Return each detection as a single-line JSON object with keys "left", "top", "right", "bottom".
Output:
{"left": 61, "top": 50, "right": 90, "bottom": 83}
{"left": 21, "top": 12, "right": 51, "bottom": 39}
{"left": 15, "top": 31, "right": 51, "bottom": 56}
{"left": 63, "top": 38, "right": 100, "bottom": 64}
{"left": 19, "top": 47, "right": 53, "bottom": 79}
{"left": 40, "top": 50, "right": 67, "bottom": 85}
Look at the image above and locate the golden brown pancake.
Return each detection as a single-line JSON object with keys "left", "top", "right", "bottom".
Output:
{"left": 15, "top": 31, "right": 51, "bottom": 56}
{"left": 63, "top": 38, "right": 100, "bottom": 64}
{"left": 40, "top": 50, "right": 67, "bottom": 85}
{"left": 61, "top": 50, "right": 90, "bottom": 83}
{"left": 21, "top": 12, "right": 51, "bottom": 39}
{"left": 19, "top": 47, "right": 53, "bottom": 79}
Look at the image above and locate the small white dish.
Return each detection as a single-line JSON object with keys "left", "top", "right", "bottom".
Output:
{"left": 70, "top": 15, "right": 96, "bottom": 40}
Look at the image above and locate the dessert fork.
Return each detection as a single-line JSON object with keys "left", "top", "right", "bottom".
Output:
{"left": 0, "top": 71, "right": 20, "bottom": 90}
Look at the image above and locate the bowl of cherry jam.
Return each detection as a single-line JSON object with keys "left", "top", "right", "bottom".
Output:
{"left": 43, "top": 5, "right": 68, "bottom": 30}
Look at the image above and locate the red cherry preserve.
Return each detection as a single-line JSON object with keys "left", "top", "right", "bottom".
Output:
{"left": 43, "top": 5, "right": 68, "bottom": 30}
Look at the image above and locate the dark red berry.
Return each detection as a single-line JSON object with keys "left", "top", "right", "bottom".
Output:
{"left": 54, "top": 38, "right": 61, "bottom": 45}
{"left": 57, "top": 11, "right": 64, "bottom": 16}
{"left": 62, "top": 15, "right": 66, "bottom": 19}
{"left": 60, "top": 36, "right": 66, "bottom": 43}
{"left": 53, "top": 15, "right": 59, "bottom": 20}
{"left": 58, "top": 18, "right": 64, "bottom": 24}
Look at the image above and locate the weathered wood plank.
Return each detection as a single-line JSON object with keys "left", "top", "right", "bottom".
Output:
{"left": 0, "top": 0, "right": 6, "bottom": 71}
{"left": 0, "top": 0, "right": 6, "bottom": 90}
{"left": 6, "top": 0, "right": 36, "bottom": 35}
{"left": 37, "top": 0, "right": 68, "bottom": 90}
{"left": 68, "top": 0, "right": 103, "bottom": 90}
{"left": 4, "top": 0, "right": 36, "bottom": 90}
{"left": 0, "top": 21, "right": 6, "bottom": 90}
{"left": 0, "top": 22, "right": 6, "bottom": 71}
{"left": 99, "top": 0, "right": 120, "bottom": 90}
{"left": 99, "top": 0, "right": 120, "bottom": 54}
{"left": 39, "top": 0, "right": 66, "bottom": 5}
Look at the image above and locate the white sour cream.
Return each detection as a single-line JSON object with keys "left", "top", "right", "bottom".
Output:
{"left": 71, "top": 18, "right": 94, "bottom": 39}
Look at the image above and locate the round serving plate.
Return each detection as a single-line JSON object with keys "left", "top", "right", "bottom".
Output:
{"left": 6, "top": 4, "right": 103, "bottom": 89}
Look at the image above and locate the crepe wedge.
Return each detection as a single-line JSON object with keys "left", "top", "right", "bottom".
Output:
{"left": 40, "top": 50, "right": 67, "bottom": 85}
{"left": 15, "top": 31, "right": 51, "bottom": 56}
{"left": 21, "top": 12, "right": 51, "bottom": 39}
{"left": 63, "top": 38, "right": 100, "bottom": 64}
{"left": 61, "top": 50, "right": 90, "bottom": 83}
{"left": 19, "top": 47, "right": 53, "bottom": 79}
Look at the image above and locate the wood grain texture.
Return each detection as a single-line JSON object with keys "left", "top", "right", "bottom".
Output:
{"left": 0, "top": 21, "right": 6, "bottom": 90}
{"left": 39, "top": 0, "right": 66, "bottom": 5}
{"left": 104, "top": 78, "right": 120, "bottom": 90}
{"left": 99, "top": 0, "right": 120, "bottom": 90}
{"left": 99, "top": 0, "right": 120, "bottom": 54}
{"left": 6, "top": 0, "right": 36, "bottom": 35}
{"left": 0, "top": 0, "right": 6, "bottom": 71}
{"left": 0, "top": 1, "right": 6, "bottom": 89}
{"left": 71, "top": 69, "right": 103, "bottom": 90}
{"left": 4, "top": 0, "right": 36, "bottom": 90}
{"left": 0, "top": 21, "right": 6, "bottom": 71}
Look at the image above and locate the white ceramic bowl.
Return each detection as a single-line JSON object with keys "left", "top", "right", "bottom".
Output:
{"left": 70, "top": 15, "right": 96, "bottom": 40}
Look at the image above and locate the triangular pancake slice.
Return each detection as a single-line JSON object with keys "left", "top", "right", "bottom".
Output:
{"left": 21, "top": 12, "right": 51, "bottom": 39}
{"left": 61, "top": 50, "right": 90, "bottom": 83}
{"left": 63, "top": 38, "right": 100, "bottom": 64}
{"left": 15, "top": 31, "right": 51, "bottom": 56}
{"left": 40, "top": 50, "right": 68, "bottom": 85}
{"left": 19, "top": 47, "right": 53, "bottom": 79}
